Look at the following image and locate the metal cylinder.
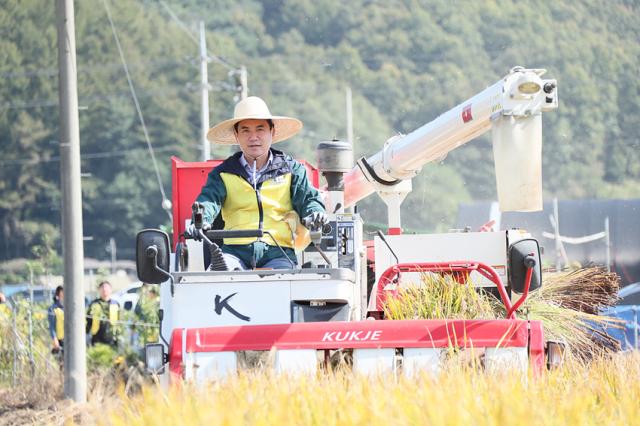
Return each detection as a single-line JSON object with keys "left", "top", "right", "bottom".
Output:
{"left": 317, "top": 140, "right": 352, "bottom": 211}
{"left": 316, "top": 140, "right": 353, "bottom": 173}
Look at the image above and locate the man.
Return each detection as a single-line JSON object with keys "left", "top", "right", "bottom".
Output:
{"left": 0, "top": 292, "right": 9, "bottom": 315}
{"left": 47, "top": 286, "right": 64, "bottom": 354}
{"left": 86, "top": 281, "right": 120, "bottom": 347}
{"left": 190, "top": 96, "right": 326, "bottom": 270}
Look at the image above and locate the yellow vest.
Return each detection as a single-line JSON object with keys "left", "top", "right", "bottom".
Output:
{"left": 53, "top": 306, "right": 64, "bottom": 340}
{"left": 220, "top": 172, "right": 294, "bottom": 248}
{"left": 89, "top": 300, "right": 119, "bottom": 336}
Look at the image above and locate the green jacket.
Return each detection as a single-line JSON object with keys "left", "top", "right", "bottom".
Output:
{"left": 196, "top": 148, "right": 324, "bottom": 246}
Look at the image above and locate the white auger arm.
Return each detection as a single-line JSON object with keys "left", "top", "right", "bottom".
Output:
{"left": 341, "top": 67, "right": 558, "bottom": 213}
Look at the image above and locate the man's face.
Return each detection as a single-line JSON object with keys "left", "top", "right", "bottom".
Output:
{"left": 99, "top": 283, "right": 112, "bottom": 301}
{"left": 234, "top": 119, "right": 274, "bottom": 161}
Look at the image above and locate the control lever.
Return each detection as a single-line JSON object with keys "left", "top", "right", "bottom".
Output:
{"left": 376, "top": 230, "right": 399, "bottom": 265}
{"left": 304, "top": 218, "right": 332, "bottom": 268}
{"left": 192, "top": 202, "right": 204, "bottom": 230}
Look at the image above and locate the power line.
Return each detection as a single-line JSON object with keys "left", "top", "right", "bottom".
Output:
{"left": 102, "top": 0, "right": 171, "bottom": 220}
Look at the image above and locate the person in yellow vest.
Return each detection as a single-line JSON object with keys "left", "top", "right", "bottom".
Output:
{"left": 188, "top": 96, "right": 326, "bottom": 270}
{"left": 0, "top": 292, "right": 10, "bottom": 316}
{"left": 47, "top": 286, "right": 64, "bottom": 354}
{"left": 86, "top": 281, "right": 120, "bottom": 347}
{"left": 0, "top": 292, "right": 11, "bottom": 348}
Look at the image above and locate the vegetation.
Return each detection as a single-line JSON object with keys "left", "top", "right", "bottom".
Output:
{"left": 1, "top": 0, "right": 639, "bottom": 271}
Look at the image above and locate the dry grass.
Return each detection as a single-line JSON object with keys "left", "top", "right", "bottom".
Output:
{"left": 93, "top": 353, "right": 640, "bottom": 426}
{"left": 5, "top": 354, "right": 640, "bottom": 425}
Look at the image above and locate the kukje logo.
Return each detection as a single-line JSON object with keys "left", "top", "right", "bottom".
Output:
{"left": 214, "top": 293, "right": 250, "bottom": 322}
{"left": 321, "top": 330, "right": 382, "bottom": 342}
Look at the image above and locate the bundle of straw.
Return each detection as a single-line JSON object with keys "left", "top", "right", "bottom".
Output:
{"left": 533, "top": 267, "right": 620, "bottom": 315}
{"left": 522, "top": 267, "right": 623, "bottom": 358}
{"left": 382, "top": 267, "right": 623, "bottom": 360}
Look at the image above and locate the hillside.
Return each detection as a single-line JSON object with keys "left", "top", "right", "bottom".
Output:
{"left": 1, "top": 0, "right": 638, "bottom": 269}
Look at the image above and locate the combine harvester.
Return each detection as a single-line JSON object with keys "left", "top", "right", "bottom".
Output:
{"left": 137, "top": 67, "right": 559, "bottom": 383}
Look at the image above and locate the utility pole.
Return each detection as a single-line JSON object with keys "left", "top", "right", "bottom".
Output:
{"left": 239, "top": 66, "right": 248, "bottom": 100}
{"left": 199, "top": 21, "right": 211, "bottom": 161}
{"left": 346, "top": 86, "right": 353, "bottom": 148}
{"left": 604, "top": 216, "right": 611, "bottom": 273}
{"left": 56, "top": 0, "right": 86, "bottom": 402}
{"left": 109, "top": 237, "right": 117, "bottom": 274}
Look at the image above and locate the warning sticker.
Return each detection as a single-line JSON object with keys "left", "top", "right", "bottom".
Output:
{"left": 462, "top": 104, "right": 473, "bottom": 123}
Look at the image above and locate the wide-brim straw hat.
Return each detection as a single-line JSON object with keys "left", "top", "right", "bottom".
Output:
{"left": 206, "top": 96, "right": 303, "bottom": 145}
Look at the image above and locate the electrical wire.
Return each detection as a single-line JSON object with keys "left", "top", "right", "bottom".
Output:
{"left": 102, "top": 0, "right": 172, "bottom": 220}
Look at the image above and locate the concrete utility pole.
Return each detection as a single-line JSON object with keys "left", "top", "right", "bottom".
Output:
{"left": 56, "top": 0, "right": 87, "bottom": 402}
{"left": 199, "top": 21, "right": 211, "bottom": 161}
{"left": 239, "top": 65, "right": 248, "bottom": 100}
{"left": 346, "top": 86, "right": 353, "bottom": 148}
{"left": 109, "top": 237, "right": 117, "bottom": 274}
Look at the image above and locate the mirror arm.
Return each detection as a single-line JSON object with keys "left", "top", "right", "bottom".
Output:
{"left": 147, "top": 244, "right": 175, "bottom": 295}
{"left": 507, "top": 254, "right": 536, "bottom": 318}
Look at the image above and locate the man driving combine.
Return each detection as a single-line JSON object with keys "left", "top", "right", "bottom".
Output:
{"left": 189, "top": 96, "right": 326, "bottom": 270}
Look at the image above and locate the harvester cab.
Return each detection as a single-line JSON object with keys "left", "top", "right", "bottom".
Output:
{"left": 137, "top": 67, "right": 558, "bottom": 383}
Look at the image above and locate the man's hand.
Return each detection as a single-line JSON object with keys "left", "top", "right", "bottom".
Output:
{"left": 184, "top": 223, "right": 209, "bottom": 241}
{"left": 303, "top": 212, "right": 328, "bottom": 230}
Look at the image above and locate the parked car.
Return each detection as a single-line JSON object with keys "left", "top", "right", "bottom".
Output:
{"left": 601, "top": 282, "right": 640, "bottom": 350}
{"left": 617, "top": 282, "right": 640, "bottom": 305}
{"left": 7, "top": 286, "right": 56, "bottom": 307}
{"left": 113, "top": 282, "right": 143, "bottom": 312}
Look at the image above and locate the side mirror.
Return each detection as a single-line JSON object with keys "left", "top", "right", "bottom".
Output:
{"left": 136, "top": 229, "right": 171, "bottom": 284}
{"left": 508, "top": 238, "right": 542, "bottom": 293}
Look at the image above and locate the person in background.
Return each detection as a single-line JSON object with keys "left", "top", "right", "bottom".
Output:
{"left": 0, "top": 292, "right": 10, "bottom": 315}
{"left": 47, "top": 285, "right": 64, "bottom": 355}
{"left": 86, "top": 281, "right": 120, "bottom": 347}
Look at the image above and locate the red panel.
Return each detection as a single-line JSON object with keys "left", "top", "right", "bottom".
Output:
{"left": 168, "top": 328, "right": 184, "bottom": 379}
{"left": 181, "top": 319, "right": 529, "bottom": 353}
{"left": 170, "top": 156, "right": 320, "bottom": 249}
{"left": 364, "top": 239, "right": 375, "bottom": 264}
{"left": 528, "top": 320, "right": 545, "bottom": 375}
{"left": 387, "top": 227, "right": 402, "bottom": 235}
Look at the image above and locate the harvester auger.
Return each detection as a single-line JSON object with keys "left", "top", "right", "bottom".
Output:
{"left": 137, "top": 67, "right": 559, "bottom": 383}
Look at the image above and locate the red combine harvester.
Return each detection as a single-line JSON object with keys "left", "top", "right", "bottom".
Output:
{"left": 137, "top": 67, "right": 559, "bottom": 384}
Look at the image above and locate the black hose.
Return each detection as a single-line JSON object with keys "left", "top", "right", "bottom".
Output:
{"left": 208, "top": 242, "right": 229, "bottom": 271}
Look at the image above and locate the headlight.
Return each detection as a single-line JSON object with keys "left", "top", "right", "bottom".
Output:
{"left": 145, "top": 343, "right": 166, "bottom": 373}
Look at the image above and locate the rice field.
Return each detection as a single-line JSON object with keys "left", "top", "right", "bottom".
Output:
{"left": 95, "top": 353, "right": 640, "bottom": 426}
{"left": 5, "top": 268, "right": 636, "bottom": 425}
{"left": 97, "top": 268, "right": 636, "bottom": 426}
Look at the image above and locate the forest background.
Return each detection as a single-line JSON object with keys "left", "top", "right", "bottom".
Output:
{"left": 1, "top": 0, "right": 638, "bottom": 281}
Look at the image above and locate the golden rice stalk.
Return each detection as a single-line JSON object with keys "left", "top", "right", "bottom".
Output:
{"left": 383, "top": 273, "right": 497, "bottom": 320}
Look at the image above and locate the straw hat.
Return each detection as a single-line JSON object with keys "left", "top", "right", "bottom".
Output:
{"left": 206, "top": 96, "right": 303, "bottom": 145}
